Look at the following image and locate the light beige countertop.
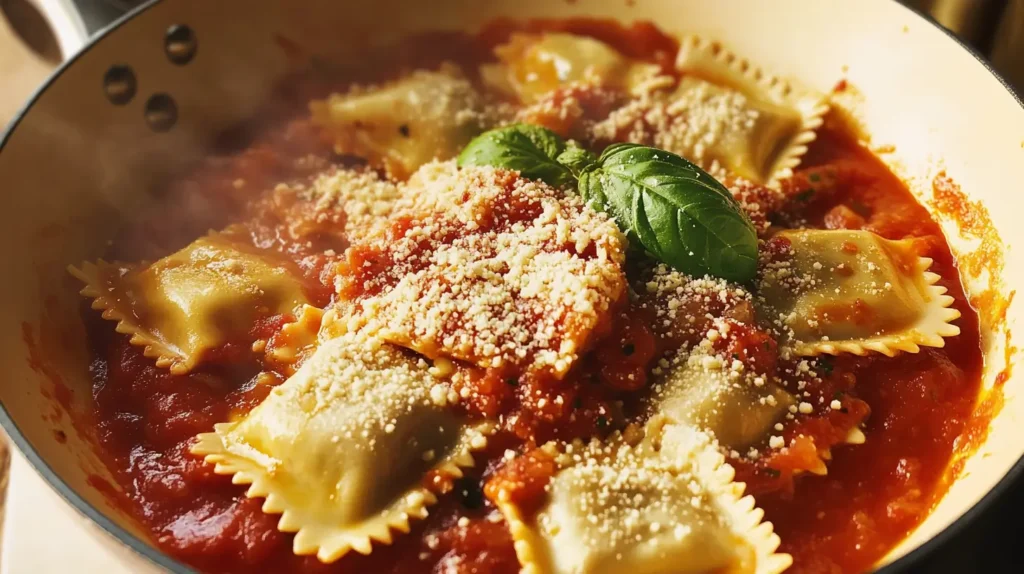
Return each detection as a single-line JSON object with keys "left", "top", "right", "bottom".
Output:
{"left": 2, "top": 450, "right": 139, "bottom": 573}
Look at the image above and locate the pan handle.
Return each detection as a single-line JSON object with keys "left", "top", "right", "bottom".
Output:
{"left": 19, "top": 0, "right": 131, "bottom": 60}
{"left": 23, "top": 0, "right": 89, "bottom": 58}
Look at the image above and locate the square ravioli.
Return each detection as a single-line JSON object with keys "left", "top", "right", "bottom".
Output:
{"left": 71, "top": 233, "right": 309, "bottom": 374}
{"left": 498, "top": 431, "right": 790, "bottom": 574}
{"left": 482, "top": 32, "right": 663, "bottom": 103}
{"left": 589, "top": 35, "right": 828, "bottom": 185}
{"left": 310, "top": 65, "right": 505, "bottom": 180}
{"left": 647, "top": 347, "right": 795, "bottom": 450}
{"left": 334, "top": 161, "right": 628, "bottom": 376}
{"left": 193, "top": 333, "right": 492, "bottom": 562}
{"left": 757, "top": 229, "right": 961, "bottom": 356}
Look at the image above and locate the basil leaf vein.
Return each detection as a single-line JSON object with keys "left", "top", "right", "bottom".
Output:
{"left": 584, "top": 144, "right": 758, "bottom": 282}
{"left": 457, "top": 124, "right": 576, "bottom": 188}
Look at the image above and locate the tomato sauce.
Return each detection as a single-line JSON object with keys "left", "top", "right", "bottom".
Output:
{"left": 79, "top": 19, "right": 984, "bottom": 574}
{"left": 755, "top": 119, "right": 985, "bottom": 573}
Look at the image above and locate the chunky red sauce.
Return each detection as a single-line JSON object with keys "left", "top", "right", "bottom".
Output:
{"left": 755, "top": 123, "right": 984, "bottom": 572}
{"left": 80, "top": 19, "right": 984, "bottom": 574}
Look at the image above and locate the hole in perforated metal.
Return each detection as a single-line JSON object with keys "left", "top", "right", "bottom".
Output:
{"left": 103, "top": 65, "right": 136, "bottom": 106}
{"left": 144, "top": 93, "right": 177, "bottom": 132}
{"left": 165, "top": 24, "right": 197, "bottom": 65}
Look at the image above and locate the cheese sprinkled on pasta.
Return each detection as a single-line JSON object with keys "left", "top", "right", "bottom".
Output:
{"left": 335, "top": 161, "right": 628, "bottom": 376}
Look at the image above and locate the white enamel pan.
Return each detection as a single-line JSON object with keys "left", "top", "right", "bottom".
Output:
{"left": 0, "top": 0, "right": 1021, "bottom": 572}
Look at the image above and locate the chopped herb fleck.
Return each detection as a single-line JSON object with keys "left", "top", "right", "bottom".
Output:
{"left": 818, "top": 357, "right": 835, "bottom": 376}
{"left": 809, "top": 172, "right": 821, "bottom": 183}
{"left": 398, "top": 124, "right": 410, "bottom": 137}
{"left": 506, "top": 378, "right": 519, "bottom": 387}
{"left": 621, "top": 343, "right": 635, "bottom": 356}
{"left": 764, "top": 467, "right": 781, "bottom": 478}
{"left": 573, "top": 397, "right": 583, "bottom": 409}
{"left": 796, "top": 189, "right": 815, "bottom": 202}
{"left": 456, "top": 478, "right": 484, "bottom": 509}
{"left": 597, "top": 415, "right": 608, "bottom": 428}
{"left": 850, "top": 200, "right": 871, "bottom": 217}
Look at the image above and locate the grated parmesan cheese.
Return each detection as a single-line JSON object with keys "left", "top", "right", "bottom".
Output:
{"left": 335, "top": 161, "right": 627, "bottom": 376}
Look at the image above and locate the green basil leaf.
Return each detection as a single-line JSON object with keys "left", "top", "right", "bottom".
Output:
{"left": 457, "top": 124, "right": 575, "bottom": 187}
{"left": 556, "top": 145, "right": 599, "bottom": 177}
{"left": 578, "top": 143, "right": 758, "bottom": 283}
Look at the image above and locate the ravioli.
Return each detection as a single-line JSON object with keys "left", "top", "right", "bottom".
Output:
{"left": 310, "top": 65, "right": 497, "bottom": 179}
{"left": 674, "top": 35, "right": 829, "bottom": 183}
{"left": 591, "top": 35, "right": 828, "bottom": 184}
{"left": 757, "top": 229, "right": 962, "bottom": 357}
{"left": 646, "top": 351, "right": 796, "bottom": 450}
{"left": 335, "top": 162, "right": 628, "bottom": 377}
{"left": 498, "top": 430, "right": 790, "bottom": 574}
{"left": 482, "top": 32, "right": 662, "bottom": 103}
{"left": 659, "top": 77, "right": 805, "bottom": 183}
{"left": 192, "top": 333, "right": 492, "bottom": 562}
{"left": 70, "top": 233, "right": 309, "bottom": 374}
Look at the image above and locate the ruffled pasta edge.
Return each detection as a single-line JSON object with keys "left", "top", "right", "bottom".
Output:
{"left": 792, "top": 256, "right": 961, "bottom": 357}
{"left": 263, "top": 304, "right": 325, "bottom": 373}
{"left": 658, "top": 424, "right": 792, "bottom": 574}
{"left": 498, "top": 430, "right": 792, "bottom": 574}
{"left": 676, "top": 34, "right": 830, "bottom": 185}
{"left": 68, "top": 260, "right": 193, "bottom": 374}
{"left": 191, "top": 420, "right": 495, "bottom": 563}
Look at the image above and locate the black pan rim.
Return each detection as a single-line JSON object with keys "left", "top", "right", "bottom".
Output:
{"left": 0, "top": 0, "right": 1021, "bottom": 572}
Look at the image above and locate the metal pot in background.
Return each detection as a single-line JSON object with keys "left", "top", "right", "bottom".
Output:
{"left": 903, "top": 0, "right": 1009, "bottom": 52}
{"left": 902, "top": 0, "right": 1024, "bottom": 92}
